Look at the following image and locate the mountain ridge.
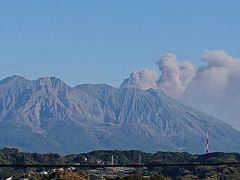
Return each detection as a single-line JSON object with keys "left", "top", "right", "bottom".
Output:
{"left": 0, "top": 75, "right": 240, "bottom": 154}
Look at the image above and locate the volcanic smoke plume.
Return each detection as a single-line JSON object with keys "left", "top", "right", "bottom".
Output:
{"left": 121, "top": 50, "right": 240, "bottom": 128}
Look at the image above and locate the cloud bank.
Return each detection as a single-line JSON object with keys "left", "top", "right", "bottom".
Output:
{"left": 121, "top": 50, "right": 240, "bottom": 127}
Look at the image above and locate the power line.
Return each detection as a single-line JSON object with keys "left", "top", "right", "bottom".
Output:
{"left": 0, "top": 162, "right": 240, "bottom": 168}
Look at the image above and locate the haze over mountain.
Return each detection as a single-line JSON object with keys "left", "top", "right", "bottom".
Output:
{"left": 0, "top": 75, "right": 240, "bottom": 154}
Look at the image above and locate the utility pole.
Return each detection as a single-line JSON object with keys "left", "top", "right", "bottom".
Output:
{"left": 139, "top": 154, "right": 142, "bottom": 165}
{"left": 111, "top": 154, "right": 114, "bottom": 166}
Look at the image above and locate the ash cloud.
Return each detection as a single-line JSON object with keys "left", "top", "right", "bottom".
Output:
{"left": 121, "top": 53, "right": 196, "bottom": 98}
{"left": 156, "top": 53, "right": 196, "bottom": 98}
{"left": 120, "top": 69, "right": 158, "bottom": 90}
{"left": 181, "top": 50, "right": 240, "bottom": 126}
{"left": 121, "top": 50, "right": 240, "bottom": 127}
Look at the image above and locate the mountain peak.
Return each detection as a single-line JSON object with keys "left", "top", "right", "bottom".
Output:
{"left": 0, "top": 75, "right": 240, "bottom": 154}
{"left": 37, "top": 76, "right": 63, "bottom": 82}
{"left": 9, "top": 75, "right": 25, "bottom": 79}
{"left": 0, "top": 75, "right": 26, "bottom": 84}
{"left": 33, "top": 76, "right": 69, "bottom": 90}
{"left": 0, "top": 75, "right": 30, "bottom": 87}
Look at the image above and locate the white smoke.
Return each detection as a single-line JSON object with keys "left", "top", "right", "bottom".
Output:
{"left": 120, "top": 69, "right": 158, "bottom": 90}
{"left": 121, "top": 50, "right": 240, "bottom": 128}
{"left": 181, "top": 50, "right": 240, "bottom": 126}
{"left": 156, "top": 53, "right": 196, "bottom": 98}
{"left": 121, "top": 53, "right": 196, "bottom": 97}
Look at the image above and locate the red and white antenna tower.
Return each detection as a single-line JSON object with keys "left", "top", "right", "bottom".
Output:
{"left": 205, "top": 128, "right": 209, "bottom": 154}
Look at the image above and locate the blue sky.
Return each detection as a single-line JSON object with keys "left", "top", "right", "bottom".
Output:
{"left": 0, "top": 1, "right": 239, "bottom": 87}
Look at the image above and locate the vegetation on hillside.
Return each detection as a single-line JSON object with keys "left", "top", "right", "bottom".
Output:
{"left": 1, "top": 148, "right": 240, "bottom": 179}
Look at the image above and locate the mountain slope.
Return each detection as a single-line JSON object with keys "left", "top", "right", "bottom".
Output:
{"left": 0, "top": 75, "right": 240, "bottom": 154}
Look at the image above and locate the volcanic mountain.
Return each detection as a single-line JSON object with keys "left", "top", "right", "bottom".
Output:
{"left": 0, "top": 75, "right": 239, "bottom": 154}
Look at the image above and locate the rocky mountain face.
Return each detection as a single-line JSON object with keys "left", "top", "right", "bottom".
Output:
{"left": 0, "top": 75, "right": 240, "bottom": 154}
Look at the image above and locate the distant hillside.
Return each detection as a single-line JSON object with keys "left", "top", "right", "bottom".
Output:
{"left": 0, "top": 75, "right": 240, "bottom": 153}
{"left": 1, "top": 148, "right": 240, "bottom": 179}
